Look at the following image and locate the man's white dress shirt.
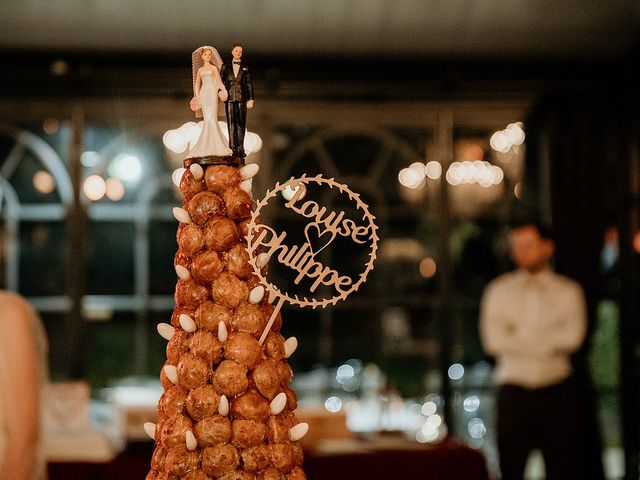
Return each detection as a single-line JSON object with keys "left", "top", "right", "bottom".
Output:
{"left": 480, "top": 269, "right": 587, "bottom": 389}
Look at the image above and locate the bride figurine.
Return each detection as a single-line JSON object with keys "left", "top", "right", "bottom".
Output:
{"left": 187, "top": 46, "right": 232, "bottom": 158}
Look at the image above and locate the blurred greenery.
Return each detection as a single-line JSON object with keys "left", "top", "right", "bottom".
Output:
{"left": 589, "top": 300, "right": 620, "bottom": 389}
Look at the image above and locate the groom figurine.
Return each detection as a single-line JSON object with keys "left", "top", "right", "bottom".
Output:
{"left": 221, "top": 43, "right": 254, "bottom": 157}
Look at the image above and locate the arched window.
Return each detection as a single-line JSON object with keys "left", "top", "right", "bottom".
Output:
{"left": 0, "top": 123, "right": 73, "bottom": 297}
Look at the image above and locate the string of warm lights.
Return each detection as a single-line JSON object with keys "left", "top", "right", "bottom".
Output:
{"left": 489, "top": 122, "right": 525, "bottom": 153}
{"left": 398, "top": 122, "right": 524, "bottom": 191}
{"left": 398, "top": 160, "right": 504, "bottom": 189}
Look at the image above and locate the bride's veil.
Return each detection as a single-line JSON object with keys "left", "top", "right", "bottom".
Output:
{"left": 192, "top": 45, "right": 223, "bottom": 87}
{"left": 191, "top": 46, "right": 224, "bottom": 118}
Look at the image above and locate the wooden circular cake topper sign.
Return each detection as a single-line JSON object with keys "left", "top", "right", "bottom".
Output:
{"left": 246, "top": 174, "right": 379, "bottom": 344}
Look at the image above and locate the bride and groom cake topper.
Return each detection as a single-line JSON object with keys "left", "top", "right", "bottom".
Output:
{"left": 188, "top": 43, "right": 255, "bottom": 162}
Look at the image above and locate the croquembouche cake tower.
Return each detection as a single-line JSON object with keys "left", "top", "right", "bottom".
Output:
{"left": 145, "top": 44, "right": 307, "bottom": 480}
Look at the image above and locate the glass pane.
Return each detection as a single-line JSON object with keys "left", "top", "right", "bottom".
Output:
{"left": 146, "top": 310, "right": 174, "bottom": 378}
{"left": 149, "top": 220, "right": 178, "bottom": 295}
{"left": 325, "top": 135, "right": 383, "bottom": 176}
{"left": 19, "top": 221, "right": 68, "bottom": 295}
{"left": 84, "top": 312, "right": 138, "bottom": 388}
{"left": 86, "top": 221, "right": 135, "bottom": 295}
{"left": 279, "top": 308, "right": 321, "bottom": 373}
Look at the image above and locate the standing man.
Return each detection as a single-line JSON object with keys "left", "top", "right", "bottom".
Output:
{"left": 479, "top": 221, "right": 587, "bottom": 480}
{"left": 221, "top": 43, "right": 254, "bottom": 157}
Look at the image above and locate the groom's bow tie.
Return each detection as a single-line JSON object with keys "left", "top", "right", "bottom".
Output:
{"left": 233, "top": 61, "right": 241, "bottom": 64}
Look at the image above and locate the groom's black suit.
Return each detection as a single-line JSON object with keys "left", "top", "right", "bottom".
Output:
{"left": 221, "top": 61, "right": 254, "bottom": 157}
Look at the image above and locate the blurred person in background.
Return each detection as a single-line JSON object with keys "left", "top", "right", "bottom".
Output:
{"left": 0, "top": 290, "right": 49, "bottom": 479}
{"left": 480, "top": 221, "right": 587, "bottom": 480}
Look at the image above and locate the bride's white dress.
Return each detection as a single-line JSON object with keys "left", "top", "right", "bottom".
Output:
{"left": 189, "top": 68, "right": 232, "bottom": 158}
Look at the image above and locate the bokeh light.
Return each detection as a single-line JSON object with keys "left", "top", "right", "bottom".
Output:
{"left": 506, "top": 122, "right": 526, "bottom": 145}
{"left": 448, "top": 363, "right": 464, "bottom": 380}
{"left": 409, "top": 162, "right": 426, "bottom": 175}
{"left": 109, "top": 154, "right": 142, "bottom": 183}
{"left": 345, "top": 358, "right": 363, "bottom": 374}
{"left": 633, "top": 232, "right": 640, "bottom": 254}
{"left": 463, "top": 395, "right": 480, "bottom": 412}
{"left": 425, "top": 414, "right": 442, "bottom": 428}
{"left": 282, "top": 183, "right": 307, "bottom": 201}
{"left": 446, "top": 165, "right": 462, "bottom": 185}
{"left": 105, "top": 177, "right": 125, "bottom": 201}
{"left": 336, "top": 364, "right": 359, "bottom": 392}
{"left": 490, "top": 122, "right": 525, "bottom": 153}
{"left": 83, "top": 175, "right": 107, "bottom": 201}
{"left": 50, "top": 60, "right": 69, "bottom": 76}
{"left": 336, "top": 364, "right": 355, "bottom": 383}
{"left": 419, "top": 257, "right": 437, "bottom": 278}
{"left": 445, "top": 161, "right": 503, "bottom": 187}
{"left": 490, "top": 131, "right": 510, "bottom": 153}
{"left": 419, "top": 421, "right": 440, "bottom": 443}
{"left": 244, "top": 132, "right": 263, "bottom": 155}
{"left": 81, "top": 151, "right": 102, "bottom": 168}
{"left": 421, "top": 401, "right": 437, "bottom": 417}
{"left": 33, "top": 170, "right": 56, "bottom": 194}
{"left": 324, "top": 396, "right": 343, "bottom": 413}
{"left": 172, "top": 168, "right": 186, "bottom": 187}
{"left": 425, "top": 161, "right": 442, "bottom": 180}
{"left": 398, "top": 167, "right": 423, "bottom": 188}
{"left": 468, "top": 418, "right": 487, "bottom": 439}
{"left": 163, "top": 130, "right": 189, "bottom": 153}
{"left": 514, "top": 182, "right": 522, "bottom": 199}
{"left": 42, "top": 117, "right": 59, "bottom": 135}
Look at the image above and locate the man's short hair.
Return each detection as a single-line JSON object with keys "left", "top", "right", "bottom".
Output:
{"left": 509, "top": 218, "right": 555, "bottom": 241}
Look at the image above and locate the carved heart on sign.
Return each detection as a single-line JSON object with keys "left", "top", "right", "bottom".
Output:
{"left": 304, "top": 223, "right": 336, "bottom": 255}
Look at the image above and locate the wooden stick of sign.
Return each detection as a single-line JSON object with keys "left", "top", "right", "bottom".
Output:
{"left": 259, "top": 295, "right": 285, "bottom": 345}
